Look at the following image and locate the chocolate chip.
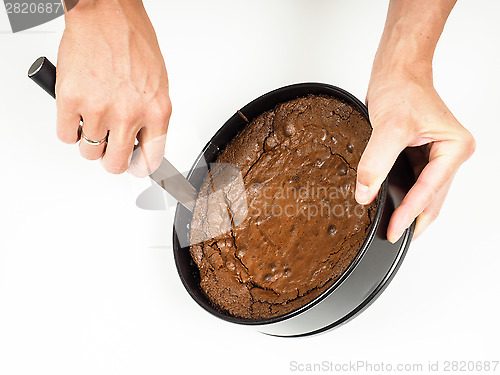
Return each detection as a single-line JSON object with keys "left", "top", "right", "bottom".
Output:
{"left": 328, "top": 225, "right": 337, "bottom": 236}
{"left": 284, "top": 123, "right": 296, "bottom": 136}
{"left": 265, "top": 136, "right": 278, "bottom": 150}
{"left": 338, "top": 165, "right": 348, "bottom": 176}
{"left": 346, "top": 143, "right": 354, "bottom": 153}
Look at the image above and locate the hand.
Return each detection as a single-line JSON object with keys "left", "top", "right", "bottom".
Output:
{"left": 56, "top": 0, "right": 171, "bottom": 176}
{"left": 355, "top": 72, "right": 475, "bottom": 243}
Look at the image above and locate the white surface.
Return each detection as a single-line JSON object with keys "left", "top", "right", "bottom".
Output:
{"left": 1, "top": 1, "right": 499, "bottom": 374}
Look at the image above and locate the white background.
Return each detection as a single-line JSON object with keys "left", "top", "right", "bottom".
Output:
{"left": 1, "top": 1, "right": 499, "bottom": 374}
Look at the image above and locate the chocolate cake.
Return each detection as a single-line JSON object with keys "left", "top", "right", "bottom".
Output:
{"left": 189, "top": 95, "right": 377, "bottom": 320}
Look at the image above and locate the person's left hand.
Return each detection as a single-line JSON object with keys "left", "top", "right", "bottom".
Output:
{"left": 356, "top": 72, "right": 475, "bottom": 243}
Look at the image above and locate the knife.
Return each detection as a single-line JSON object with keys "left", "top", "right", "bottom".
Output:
{"left": 28, "top": 56, "right": 197, "bottom": 212}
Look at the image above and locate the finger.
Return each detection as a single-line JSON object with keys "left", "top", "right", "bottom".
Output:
{"left": 56, "top": 96, "right": 81, "bottom": 144}
{"left": 101, "top": 126, "right": 138, "bottom": 174}
{"left": 356, "top": 120, "right": 410, "bottom": 205}
{"left": 128, "top": 98, "right": 171, "bottom": 178}
{"left": 79, "top": 115, "right": 108, "bottom": 160}
{"left": 129, "top": 129, "right": 167, "bottom": 178}
{"left": 386, "top": 141, "right": 466, "bottom": 243}
{"left": 412, "top": 179, "right": 453, "bottom": 240}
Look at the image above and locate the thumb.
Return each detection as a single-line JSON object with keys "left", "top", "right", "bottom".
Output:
{"left": 355, "top": 120, "right": 409, "bottom": 204}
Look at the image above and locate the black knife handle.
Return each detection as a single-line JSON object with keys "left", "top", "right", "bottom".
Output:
{"left": 28, "top": 57, "right": 56, "bottom": 99}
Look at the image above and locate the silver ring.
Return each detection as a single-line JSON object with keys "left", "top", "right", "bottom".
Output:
{"left": 81, "top": 127, "right": 108, "bottom": 146}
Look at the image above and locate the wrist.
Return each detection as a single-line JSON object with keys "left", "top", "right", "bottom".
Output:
{"left": 367, "top": 52, "right": 434, "bottom": 103}
{"left": 372, "top": 16, "right": 434, "bottom": 77}
{"left": 369, "top": 52, "right": 433, "bottom": 93}
{"left": 368, "top": 22, "right": 436, "bottom": 98}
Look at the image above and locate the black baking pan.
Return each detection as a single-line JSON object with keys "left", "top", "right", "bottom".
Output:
{"left": 26, "top": 57, "right": 415, "bottom": 336}
{"left": 172, "top": 83, "right": 416, "bottom": 337}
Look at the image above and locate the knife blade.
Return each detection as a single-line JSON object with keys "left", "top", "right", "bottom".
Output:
{"left": 150, "top": 157, "right": 196, "bottom": 211}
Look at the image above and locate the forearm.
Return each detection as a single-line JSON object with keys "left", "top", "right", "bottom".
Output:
{"left": 63, "top": 0, "right": 148, "bottom": 28}
{"left": 371, "top": 0, "right": 457, "bottom": 82}
{"left": 63, "top": 0, "right": 144, "bottom": 14}
{"left": 359, "top": 0, "right": 475, "bottom": 242}
{"left": 59, "top": 0, "right": 162, "bottom": 81}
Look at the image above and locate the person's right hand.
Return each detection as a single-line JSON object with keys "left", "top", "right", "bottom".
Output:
{"left": 56, "top": 0, "right": 171, "bottom": 177}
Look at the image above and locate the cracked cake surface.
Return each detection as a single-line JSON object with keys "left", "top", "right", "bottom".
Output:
{"left": 189, "top": 95, "right": 377, "bottom": 320}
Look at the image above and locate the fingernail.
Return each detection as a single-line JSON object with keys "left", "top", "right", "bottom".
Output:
{"left": 355, "top": 181, "right": 373, "bottom": 205}
{"left": 388, "top": 228, "right": 405, "bottom": 244}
